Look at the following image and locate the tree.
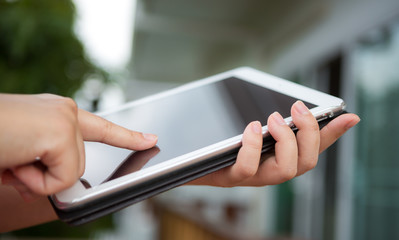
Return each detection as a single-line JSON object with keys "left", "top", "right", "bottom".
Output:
{"left": 0, "top": 0, "right": 107, "bottom": 97}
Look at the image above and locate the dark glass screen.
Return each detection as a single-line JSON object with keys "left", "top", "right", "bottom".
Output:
{"left": 82, "top": 77, "right": 315, "bottom": 187}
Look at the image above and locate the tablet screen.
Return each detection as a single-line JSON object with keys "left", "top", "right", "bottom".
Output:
{"left": 82, "top": 77, "right": 315, "bottom": 188}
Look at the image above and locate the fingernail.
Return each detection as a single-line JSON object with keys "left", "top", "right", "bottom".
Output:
{"left": 251, "top": 121, "right": 262, "bottom": 134}
{"left": 272, "top": 112, "right": 286, "bottom": 125}
{"left": 294, "top": 101, "right": 310, "bottom": 115}
{"left": 143, "top": 133, "right": 158, "bottom": 141}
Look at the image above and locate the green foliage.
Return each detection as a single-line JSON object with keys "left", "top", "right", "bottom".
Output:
{"left": 0, "top": 0, "right": 107, "bottom": 97}
{"left": 0, "top": 0, "right": 115, "bottom": 237}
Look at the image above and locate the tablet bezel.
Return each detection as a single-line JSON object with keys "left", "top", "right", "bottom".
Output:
{"left": 51, "top": 67, "right": 345, "bottom": 209}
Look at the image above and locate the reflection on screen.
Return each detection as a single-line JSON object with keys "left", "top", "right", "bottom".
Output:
{"left": 82, "top": 77, "right": 316, "bottom": 187}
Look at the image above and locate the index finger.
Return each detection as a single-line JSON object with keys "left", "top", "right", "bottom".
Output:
{"left": 78, "top": 109, "right": 158, "bottom": 151}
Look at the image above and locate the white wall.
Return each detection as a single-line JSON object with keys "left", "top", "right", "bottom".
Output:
{"left": 270, "top": 0, "right": 399, "bottom": 77}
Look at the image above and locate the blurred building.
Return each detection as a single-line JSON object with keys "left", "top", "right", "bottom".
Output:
{"left": 123, "top": 0, "right": 399, "bottom": 240}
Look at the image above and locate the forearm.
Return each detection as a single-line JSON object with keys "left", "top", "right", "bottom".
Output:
{"left": 0, "top": 185, "right": 57, "bottom": 233}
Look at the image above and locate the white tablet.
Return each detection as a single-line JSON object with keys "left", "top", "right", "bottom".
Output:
{"left": 49, "top": 67, "right": 345, "bottom": 225}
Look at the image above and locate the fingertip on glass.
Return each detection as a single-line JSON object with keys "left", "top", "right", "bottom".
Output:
{"left": 143, "top": 133, "right": 158, "bottom": 141}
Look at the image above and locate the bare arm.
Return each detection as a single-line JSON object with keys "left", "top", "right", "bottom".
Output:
{"left": 0, "top": 185, "right": 56, "bottom": 232}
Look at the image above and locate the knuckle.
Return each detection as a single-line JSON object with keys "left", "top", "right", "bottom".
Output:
{"left": 62, "top": 97, "right": 78, "bottom": 112}
{"left": 237, "top": 164, "right": 257, "bottom": 180}
{"left": 309, "top": 122, "right": 320, "bottom": 132}
{"left": 52, "top": 96, "right": 78, "bottom": 114}
{"left": 303, "top": 157, "right": 318, "bottom": 171}
{"left": 245, "top": 139, "right": 262, "bottom": 151}
{"left": 49, "top": 97, "right": 79, "bottom": 123}
{"left": 38, "top": 93, "right": 60, "bottom": 99}
{"left": 280, "top": 167, "right": 297, "bottom": 182}
{"left": 62, "top": 178, "right": 76, "bottom": 191}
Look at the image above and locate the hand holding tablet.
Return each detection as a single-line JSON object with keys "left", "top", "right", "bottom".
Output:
{"left": 190, "top": 101, "right": 359, "bottom": 187}
{"left": 0, "top": 67, "right": 360, "bottom": 230}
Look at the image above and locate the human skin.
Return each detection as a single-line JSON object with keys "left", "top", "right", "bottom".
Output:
{"left": 0, "top": 94, "right": 360, "bottom": 232}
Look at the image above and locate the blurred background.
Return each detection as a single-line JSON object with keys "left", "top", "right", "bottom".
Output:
{"left": 1, "top": 0, "right": 399, "bottom": 239}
